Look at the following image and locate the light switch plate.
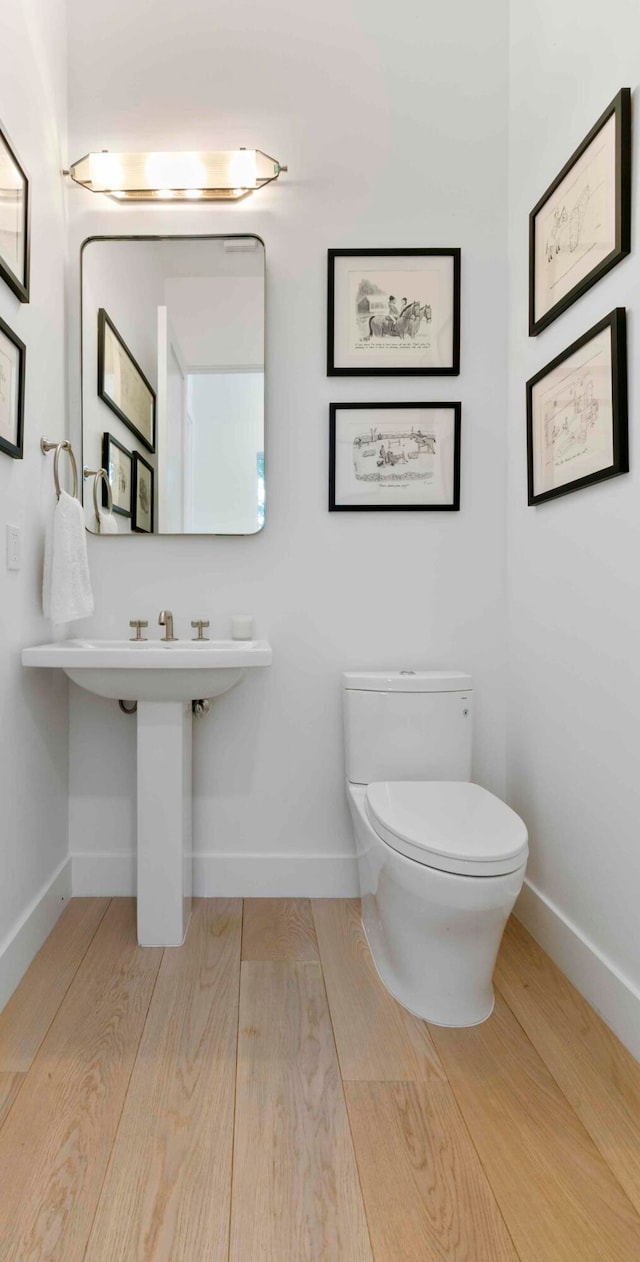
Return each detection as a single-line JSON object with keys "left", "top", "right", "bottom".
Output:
{"left": 6, "top": 524, "right": 21, "bottom": 571}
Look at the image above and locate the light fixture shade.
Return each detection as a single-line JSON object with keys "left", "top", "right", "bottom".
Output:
{"left": 68, "top": 149, "right": 286, "bottom": 201}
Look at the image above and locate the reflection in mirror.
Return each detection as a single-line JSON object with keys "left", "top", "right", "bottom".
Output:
{"left": 81, "top": 236, "right": 265, "bottom": 535}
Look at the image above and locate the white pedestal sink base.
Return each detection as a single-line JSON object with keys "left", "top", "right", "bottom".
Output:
{"left": 22, "top": 638, "right": 272, "bottom": 949}
{"left": 137, "top": 701, "right": 192, "bottom": 947}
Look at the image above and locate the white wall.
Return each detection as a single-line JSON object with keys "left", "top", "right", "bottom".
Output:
{"left": 66, "top": 0, "right": 510, "bottom": 895}
{"left": 507, "top": 0, "right": 640, "bottom": 1051}
{"left": 0, "top": 0, "right": 70, "bottom": 1003}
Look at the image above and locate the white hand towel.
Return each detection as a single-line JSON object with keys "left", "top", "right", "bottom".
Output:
{"left": 97, "top": 509, "right": 118, "bottom": 534}
{"left": 43, "top": 490, "right": 95, "bottom": 623}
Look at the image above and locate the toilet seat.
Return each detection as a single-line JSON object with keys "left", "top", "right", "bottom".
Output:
{"left": 365, "top": 781, "right": 529, "bottom": 877}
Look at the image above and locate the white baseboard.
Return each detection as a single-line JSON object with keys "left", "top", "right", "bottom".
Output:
{"left": 72, "top": 850, "right": 360, "bottom": 899}
{"left": 0, "top": 857, "right": 72, "bottom": 1013}
{"left": 192, "top": 852, "right": 360, "bottom": 897}
{"left": 516, "top": 879, "right": 640, "bottom": 1062}
{"left": 72, "top": 852, "right": 136, "bottom": 896}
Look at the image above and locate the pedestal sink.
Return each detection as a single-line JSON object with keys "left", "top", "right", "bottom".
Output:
{"left": 22, "top": 638, "right": 272, "bottom": 946}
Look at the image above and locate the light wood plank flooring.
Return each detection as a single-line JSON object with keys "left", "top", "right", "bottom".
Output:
{"left": 0, "top": 896, "right": 639, "bottom": 1261}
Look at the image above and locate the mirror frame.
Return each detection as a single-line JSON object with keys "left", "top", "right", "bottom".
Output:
{"left": 80, "top": 233, "right": 266, "bottom": 536}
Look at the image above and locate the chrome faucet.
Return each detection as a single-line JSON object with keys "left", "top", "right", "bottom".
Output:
{"left": 158, "top": 609, "right": 178, "bottom": 641}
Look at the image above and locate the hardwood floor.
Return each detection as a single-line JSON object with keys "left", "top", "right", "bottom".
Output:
{"left": 495, "top": 917, "right": 640, "bottom": 1216}
{"left": 0, "top": 900, "right": 162, "bottom": 1262}
{"left": 0, "top": 897, "right": 639, "bottom": 1261}
{"left": 241, "top": 897, "right": 319, "bottom": 962}
{"left": 84, "top": 900, "right": 241, "bottom": 1262}
{"left": 344, "top": 1080, "right": 518, "bottom": 1262}
{"left": 230, "top": 961, "right": 372, "bottom": 1260}
{"left": 430, "top": 995, "right": 640, "bottom": 1262}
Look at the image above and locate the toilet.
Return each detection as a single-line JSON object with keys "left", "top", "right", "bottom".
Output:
{"left": 344, "top": 670, "right": 528, "bottom": 1027}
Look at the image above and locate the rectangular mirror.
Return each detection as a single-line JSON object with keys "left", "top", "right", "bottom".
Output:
{"left": 81, "top": 235, "right": 265, "bottom": 534}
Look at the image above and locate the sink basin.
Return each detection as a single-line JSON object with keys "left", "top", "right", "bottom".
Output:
{"left": 22, "top": 637, "right": 272, "bottom": 701}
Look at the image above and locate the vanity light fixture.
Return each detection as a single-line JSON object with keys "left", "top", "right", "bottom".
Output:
{"left": 66, "top": 148, "right": 287, "bottom": 202}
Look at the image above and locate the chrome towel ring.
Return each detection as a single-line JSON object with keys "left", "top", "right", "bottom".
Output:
{"left": 41, "top": 438, "right": 79, "bottom": 499}
{"left": 84, "top": 466, "right": 113, "bottom": 527}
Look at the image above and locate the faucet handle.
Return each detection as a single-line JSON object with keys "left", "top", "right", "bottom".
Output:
{"left": 191, "top": 619, "right": 210, "bottom": 641}
{"left": 129, "top": 620, "right": 148, "bottom": 641}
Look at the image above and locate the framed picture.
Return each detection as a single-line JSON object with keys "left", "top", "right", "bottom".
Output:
{"left": 329, "top": 402, "right": 461, "bottom": 511}
{"left": 131, "top": 451, "right": 155, "bottom": 533}
{"left": 98, "top": 308, "right": 156, "bottom": 452}
{"left": 102, "top": 431, "right": 133, "bottom": 517}
{"left": 526, "top": 309, "right": 627, "bottom": 506}
{"left": 0, "top": 314, "right": 25, "bottom": 459}
{"left": 529, "top": 89, "right": 631, "bottom": 336}
{"left": 327, "top": 248, "right": 460, "bottom": 375}
{"left": 0, "top": 124, "right": 29, "bottom": 303}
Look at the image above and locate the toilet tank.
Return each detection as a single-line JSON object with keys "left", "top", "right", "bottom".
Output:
{"left": 343, "top": 671, "right": 473, "bottom": 785}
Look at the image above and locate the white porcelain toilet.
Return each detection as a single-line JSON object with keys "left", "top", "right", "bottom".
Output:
{"left": 344, "top": 670, "right": 528, "bottom": 1027}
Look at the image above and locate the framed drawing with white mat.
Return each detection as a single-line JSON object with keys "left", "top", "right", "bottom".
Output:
{"left": 329, "top": 402, "right": 461, "bottom": 511}
{"left": 526, "top": 309, "right": 628, "bottom": 506}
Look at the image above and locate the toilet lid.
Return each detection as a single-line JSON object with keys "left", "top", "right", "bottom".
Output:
{"left": 365, "top": 781, "right": 528, "bottom": 877}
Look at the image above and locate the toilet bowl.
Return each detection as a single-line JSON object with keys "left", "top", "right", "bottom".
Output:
{"left": 343, "top": 671, "right": 528, "bottom": 1027}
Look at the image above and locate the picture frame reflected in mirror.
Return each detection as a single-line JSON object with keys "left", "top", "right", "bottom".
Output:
{"left": 97, "top": 308, "right": 156, "bottom": 452}
{"left": 132, "top": 450, "right": 155, "bottom": 533}
{"left": 102, "top": 431, "right": 133, "bottom": 517}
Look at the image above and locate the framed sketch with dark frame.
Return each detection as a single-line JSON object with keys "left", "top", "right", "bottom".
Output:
{"left": 328, "top": 249, "right": 460, "bottom": 375}
{"left": 329, "top": 402, "right": 461, "bottom": 511}
{"left": 529, "top": 89, "right": 631, "bottom": 336}
{"left": 98, "top": 308, "right": 156, "bottom": 452}
{"left": 131, "top": 451, "right": 155, "bottom": 533}
{"left": 0, "top": 123, "right": 30, "bottom": 303}
{"left": 102, "top": 431, "right": 133, "bottom": 517}
{"left": 0, "top": 313, "right": 25, "bottom": 459}
{"left": 526, "top": 309, "right": 627, "bottom": 506}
